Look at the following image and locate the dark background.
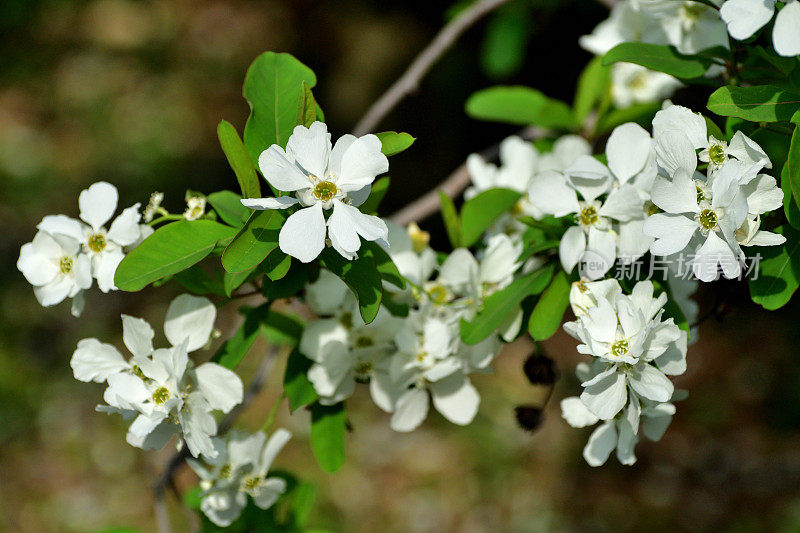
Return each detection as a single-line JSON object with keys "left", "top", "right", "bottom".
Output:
{"left": 2, "top": 0, "right": 800, "bottom": 531}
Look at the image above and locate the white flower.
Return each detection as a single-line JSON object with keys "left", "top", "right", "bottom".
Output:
{"left": 720, "top": 0, "right": 800, "bottom": 56}
{"left": 383, "top": 221, "right": 437, "bottom": 288}
{"left": 653, "top": 103, "right": 771, "bottom": 175}
{"left": 529, "top": 125, "right": 652, "bottom": 277}
{"left": 17, "top": 230, "right": 92, "bottom": 316}
{"left": 299, "top": 304, "right": 404, "bottom": 406}
{"left": 466, "top": 136, "right": 539, "bottom": 198}
{"left": 37, "top": 181, "right": 144, "bottom": 292}
{"left": 184, "top": 195, "right": 207, "bottom": 221}
{"left": 188, "top": 429, "right": 291, "bottom": 527}
{"left": 143, "top": 191, "right": 164, "bottom": 222}
{"left": 611, "top": 63, "right": 682, "bottom": 109}
{"left": 563, "top": 280, "right": 687, "bottom": 420}
{"left": 580, "top": 1, "right": 668, "bottom": 55}
{"left": 241, "top": 121, "right": 389, "bottom": 263}
{"left": 642, "top": 0, "right": 729, "bottom": 55}
{"left": 537, "top": 135, "right": 592, "bottom": 173}
{"left": 70, "top": 295, "right": 243, "bottom": 458}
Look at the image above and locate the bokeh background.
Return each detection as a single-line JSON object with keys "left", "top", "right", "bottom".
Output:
{"left": 3, "top": 0, "right": 800, "bottom": 531}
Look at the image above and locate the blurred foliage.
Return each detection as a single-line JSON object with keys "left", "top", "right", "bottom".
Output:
{"left": 3, "top": 0, "right": 800, "bottom": 532}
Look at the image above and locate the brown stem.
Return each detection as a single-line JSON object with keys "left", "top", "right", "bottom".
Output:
{"left": 352, "top": 0, "right": 512, "bottom": 136}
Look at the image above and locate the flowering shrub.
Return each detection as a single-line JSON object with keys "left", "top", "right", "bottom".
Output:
{"left": 15, "top": 0, "right": 800, "bottom": 528}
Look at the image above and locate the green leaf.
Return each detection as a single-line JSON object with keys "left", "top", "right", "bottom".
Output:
{"left": 360, "top": 241, "right": 405, "bottom": 289}
{"left": 321, "top": 249, "right": 382, "bottom": 324}
{"left": 309, "top": 402, "right": 346, "bottom": 473}
{"left": 222, "top": 210, "right": 285, "bottom": 273}
{"left": 573, "top": 55, "right": 611, "bottom": 124}
{"left": 603, "top": 42, "right": 712, "bottom": 78}
{"left": 789, "top": 125, "right": 800, "bottom": 209}
{"left": 223, "top": 267, "right": 256, "bottom": 297}
{"left": 243, "top": 52, "right": 317, "bottom": 162}
{"left": 528, "top": 270, "right": 570, "bottom": 341}
{"left": 439, "top": 191, "right": 462, "bottom": 249}
{"left": 295, "top": 81, "right": 318, "bottom": 128}
{"left": 479, "top": 0, "right": 532, "bottom": 78}
{"left": 783, "top": 162, "right": 800, "bottom": 229}
{"left": 595, "top": 101, "right": 661, "bottom": 135}
{"left": 461, "top": 264, "right": 554, "bottom": 345}
{"left": 359, "top": 176, "right": 390, "bottom": 214}
{"left": 750, "top": 226, "right": 800, "bottom": 310}
{"left": 261, "top": 261, "right": 314, "bottom": 300}
{"left": 115, "top": 221, "right": 236, "bottom": 291}
{"left": 217, "top": 120, "right": 261, "bottom": 199}
{"left": 375, "top": 132, "right": 416, "bottom": 156}
{"left": 704, "top": 117, "right": 725, "bottom": 142}
{"left": 283, "top": 348, "right": 318, "bottom": 412}
{"left": 290, "top": 482, "right": 317, "bottom": 528}
{"left": 465, "top": 86, "right": 577, "bottom": 129}
{"left": 212, "top": 304, "right": 271, "bottom": 369}
{"left": 182, "top": 486, "right": 203, "bottom": 510}
{"left": 264, "top": 249, "right": 292, "bottom": 281}
{"left": 460, "top": 188, "right": 522, "bottom": 247}
{"left": 707, "top": 85, "right": 800, "bottom": 123}
{"left": 207, "top": 190, "right": 250, "bottom": 227}
{"left": 261, "top": 310, "right": 304, "bottom": 346}
{"left": 173, "top": 264, "right": 226, "bottom": 297}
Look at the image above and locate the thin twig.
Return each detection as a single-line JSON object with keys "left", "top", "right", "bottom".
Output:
{"left": 389, "top": 126, "right": 543, "bottom": 225}
{"left": 352, "top": 0, "right": 512, "bottom": 136}
{"left": 153, "top": 348, "right": 277, "bottom": 533}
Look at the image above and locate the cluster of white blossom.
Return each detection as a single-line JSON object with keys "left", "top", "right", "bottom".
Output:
{"left": 720, "top": 0, "right": 800, "bottom": 57}
{"left": 188, "top": 428, "right": 292, "bottom": 526}
{"left": 561, "top": 278, "right": 687, "bottom": 466}
{"left": 70, "top": 294, "right": 243, "bottom": 458}
{"left": 525, "top": 104, "right": 783, "bottom": 283}
{"left": 17, "top": 181, "right": 151, "bottom": 316}
{"left": 241, "top": 122, "right": 389, "bottom": 263}
{"left": 644, "top": 103, "right": 784, "bottom": 281}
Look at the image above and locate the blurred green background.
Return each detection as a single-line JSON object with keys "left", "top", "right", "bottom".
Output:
{"left": 3, "top": 0, "right": 800, "bottom": 531}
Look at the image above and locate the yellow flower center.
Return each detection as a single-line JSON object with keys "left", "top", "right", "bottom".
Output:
{"left": 408, "top": 222, "right": 430, "bottom": 254}
{"left": 698, "top": 209, "right": 718, "bottom": 230}
{"left": 628, "top": 72, "right": 648, "bottom": 90}
{"left": 682, "top": 2, "right": 703, "bottom": 22}
{"left": 243, "top": 476, "right": 260, "bottom": 491}
{"left": 611, "top": 339, "right": 630, "bottom": 358}
{"left": 59, "top": 256, "right": 74, "bottom": 274}
{"left": 579, "top": 206, "right": 599, "bottom": 227}
{"left": 708, "top": 143, "right": 726, "bottom": 166}
{"left": 219, "top": 464, "right": 232, "bottom": 479}
{"left": 87, "top": 233, "right": 107, "bottom": 253}
{"left": 313, "top": 180, "right": 338, "bottom": 202}
{"left": 355, "top": 336, "right": 374, "bottom": 348}
{"left": 354, "top": 361, "right": 373, "bottom": 375}
{"left": 427, "top": 284, "right": 451, "bottom": 305}
{"left": 151, "top": 386, "right": 170, "bottom": 405}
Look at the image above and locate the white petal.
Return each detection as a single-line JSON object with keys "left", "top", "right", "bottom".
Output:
{"left": 285, "top": 121, "right": 331, "bottom": 178}
{"left": 628, "top": 364, "right": 674, "bottom": 403}
{"left": 583, "top": 422, "right": 618, "bottom": 467}
{"left": 299, "top": 319, "right": 349, "bottom": 362}
{"left": 121, "top": 315, "right": 155, "bottom": 358}
{"left": 641, "top": 403, "right": 676, "bottom": 441}
{"left": 79, "top": 181, "right": 118, "bottom": 230}
{"left": 439, "top": 248, "right": 480, "bottom": 293}
{"left": 33, "top": 277, "right": 73, "bottom": 306}
{"left": 329, "top": 134, "right": 357, "bottom": 177}
{"left": 278, "top": 203, "right": 326, "bottom": 263}
{"left": 747, "top": 230, "right": 786, "bottom": 246}
{"left": 655, "top": 131, "right": 697, "bottom": 176}
{"left": 559, "top": 226, "right": 586, "bottom": 273}
{"left": 258, "top": 145, "right": 312, "bottom": 192}
{"left": 652, "top": 104, "right": 708, "bottom": 149}
{"left": 527, "top": 170, "right": 580, "bottom": 217}
{"left": 195, "top": 363, "right": 244, "bottom": 413}
{"left": 337, "top": 134, "right": 388, "bottom": 192}
{"left": 581, "top": 369, "right": 627, "bottom": 420}
{"left": 773, "top": 1, "right": 800, "bottom": 56}
{"left": 430, "top": 373, "right": 480, "bottom": 425}
{"left": 586, "top": 228, "right": 616, "bottom": 279}
{"left": 391, "top": 387, "right": 429, "bottom": 432}
{"left": 643, "top": 213, "right": 697, "bottom": 256}
{"left": 107, "top": 372, "right": 150, "bottom": 406}
{"left": 251, "top": 478, "right": 287, "bottom": 510}
{"left": 260, "top": 428, "right": 292, "bottom": 472}
{"left": 561, "top": 397, "right": 600, "bottom": 428}
{"left": 728, "top": 131, "right": 771, "bottom": 170}
{"left": 654, "top": 330, "right": 688, "bottom": 376}
{"left": 599, "top": 184, "right": 643, "bottom": 221}
{"left": 692, "top": 231, "right": 741, "bottom": 281}
{"left": 606, "top": 122, "right": 652, "bottom": 183}
{"left": 164, "top": 294, "right": 217, "bottom": 352}
{"left": 108, "top": 204, "right": 142, "bottom": 246}
{"left": 37, "top": 215, "right": 86, "bottom": 243}
{"left": 71, "top": 338, "right": 129, "bottom": 382}
{"left": 95, "top": 249, "right": 124, "bottom": 293}
{"left": 200, "top": 489, "right": 246, "bottom": 527}
{"left": 180, "top": 393, "right": 218, "bottom": 459}
{"left": 565, "top": 156, "right": 612, "bottom": 201}
{"left": 241, "top": 196, "right": 300, "bottom": 210}
{"left": 17, "top": 238, "right": 58, "bottom": 286}
{"left": 720, "top": 0, "right": 776, "bottom": 40}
